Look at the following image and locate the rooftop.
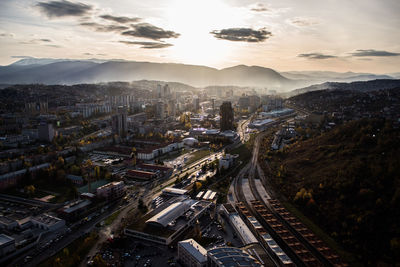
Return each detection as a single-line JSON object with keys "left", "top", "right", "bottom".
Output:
{"left": 179, "top": 239, "right": 207, "bottom": 263}
{"left": 32, "top": 213, "right": 63, "bottom": 226}
{"left": 0, "top": 234, "right": 14, "bottom": 246}
{"left": 229, "top": 213, "right": 258, "bottom": 245}
{"left": 208, "top": 247, "right": 262, "bottom": 267}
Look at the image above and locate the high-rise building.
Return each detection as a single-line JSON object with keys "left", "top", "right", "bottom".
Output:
{"left": 168, "top": 99, "right": 176, "bottom": 117}
{"left": 238, "top": 96, "right": 250, "bottom": 110}
{"left": 220, "top": 102, "right": 234, "bottom": 131}
{"left": 25, "top": 101, "right": 48, "bottom": 114}
{"left": 193, "top": 96, "right": 200, "bottom": 111}
{"left": 156, "top": 100, "right": 165, "bottom": 120}
{"left": 38, "top": 123, "right": 55, "bottom": 142}
{"left": 163, "top": 84, "right": 171, "bottom": 99}
{"left": 112, "top": 107, "right": 127, "bottom": 136}
{"left": 211, "top": 98, "right": 216, "bottom": 114}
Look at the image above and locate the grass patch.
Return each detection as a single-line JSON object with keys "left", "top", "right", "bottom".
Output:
{"left": 38, "top": 231, "right": 98, "bottom": 267}
{"left": 281, "top": 201, "right": 360, "bottom": 266}
{"left": 104, "top": 210, "right": 121, "bottom": 226}
{"left": 185, "top": 149, "right": 211, "bottom": 165}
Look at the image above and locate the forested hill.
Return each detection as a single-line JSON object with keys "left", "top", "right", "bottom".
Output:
{"left": 266, "top": 118, "right": 400, "bottom": 265}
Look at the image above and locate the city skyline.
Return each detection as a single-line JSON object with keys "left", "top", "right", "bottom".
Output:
{"left": 1, "top": 0, "right": 400, "bottom": 73}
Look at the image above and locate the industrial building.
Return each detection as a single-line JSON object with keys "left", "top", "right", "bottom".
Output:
{"left": 178, "top": 238, "right": 207, "bottom": 267}
{"left": 162, "top": 187, "right": 188, "bottom": 197}
{"left": 125, "top": 198, "right": 212, "bottom": 245}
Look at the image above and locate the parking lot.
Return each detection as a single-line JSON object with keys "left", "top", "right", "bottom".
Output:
{"left": 90, "top": 237, "right": 178, "bottom": 267}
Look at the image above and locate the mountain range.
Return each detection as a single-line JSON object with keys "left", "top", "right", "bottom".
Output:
{"left": 0, "top": 58, "right": 398, "bottom": 90}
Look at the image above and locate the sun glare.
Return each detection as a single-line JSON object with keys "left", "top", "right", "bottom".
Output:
{"left": 165, "top": 0, "right": 245, "bottom": 67}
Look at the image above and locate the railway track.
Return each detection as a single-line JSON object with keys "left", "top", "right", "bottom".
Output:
{"left": 233, "top": 128, "right": 347, "bottom": 267}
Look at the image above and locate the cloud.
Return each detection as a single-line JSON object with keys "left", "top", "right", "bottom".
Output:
{"left": 250, "top": 3, "right": 269, "bottom": 12}
{"left": 0, "top": 32, "right": 15, "bottom": 38}
{"left": 298, "top": 53, "right": 337, "bottom": 59}
{"left": 19, "top": 38, "right": 54, "bottom": 45}
{"left": 80, "top": 22, "right": 129, "bottom": 32}
{"left": 350, "top": 49, "right": 400, "bottom": 57}
{"left": 288, "top": 17, "right": 320, "bottom": 27}
{"left": 210, "top": 28, "right": 272, "bottom": 42}
{"left": 100, "top": 14, "right": 141, "bottom": 24}
{"left": 119, "top": 40, "right": 173, "bottom": 49}
{"left": 36, "top": 0, "right": 92, "bottom": 18}
{"left": 11, "top": 56, "right": 34, "bottom": 59}
{"left": 121, "top": 23, "right": 180, "bottom": 40}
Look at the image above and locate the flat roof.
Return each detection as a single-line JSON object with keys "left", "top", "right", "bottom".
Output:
{"left": 178, "top": 239, "right": 207, "bottom": 263}
{"left": 32, "top": 213, "right": 63, "bottom": 226}
{"left": 0, "top": 234, "right": 15, "bottom": 245}
{"left": 162, "top": 187, "right": 188, "bottom": 195}
{"left": 229, "top": 214, "right": 258, "bottom": 245}
{"left": 61, "top": 199, "right": 91, "bottom": 214}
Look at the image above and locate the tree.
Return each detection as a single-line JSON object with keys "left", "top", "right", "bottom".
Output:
{"left": 25, "top": 185, "right": 35, "bottom": 197}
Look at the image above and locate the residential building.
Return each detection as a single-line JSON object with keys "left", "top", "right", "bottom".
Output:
{"left": 38, "top": 123, "right": 54, "bottom": 142}
{"left": 112, "top": 107, "right": 127, "bottom": 136}
{"left": 220, "top": 102, "right": 234, "bottom": 131}
{"left": 96, "top": 181, "right": 125, "bottom": 199}
{"left": 178, "top": 239, "right": 207, "bottom": 267}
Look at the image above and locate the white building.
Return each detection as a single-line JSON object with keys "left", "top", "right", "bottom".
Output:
{"left": 219, "top": 154, "right": 239, "bottom": 170}
{"left": 178, "top": 239, "right": 207, "bottom": 267}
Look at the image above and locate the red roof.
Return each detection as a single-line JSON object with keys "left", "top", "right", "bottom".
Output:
{"left": 126, "top": 169, "right": 156, "bottom": 179}
{"left": 137, "top": 163, "right": 172, "bottom": 172}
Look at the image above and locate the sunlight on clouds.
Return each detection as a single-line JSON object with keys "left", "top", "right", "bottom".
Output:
{"left": 164, "top": 0, "right": 247, "bottom": 66}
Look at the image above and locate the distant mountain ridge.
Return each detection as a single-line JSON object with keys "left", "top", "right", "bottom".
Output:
{"left": 286, "top": 79, "right": 400, "bottom": 97}
{"left": 0, "top": 59, "right": 293, "bottom": 89}
{"left": 0, "top": 58, "right": 397, "bottom": 89}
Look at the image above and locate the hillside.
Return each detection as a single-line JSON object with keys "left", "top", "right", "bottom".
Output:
{"left": 0, "top": 59, "right": 294, "bottom": 89}
{"left": 263, "top": 119, "right": 400, "bottom": 265}
{"left": 286, "top": 79, "right": 400, "bottom": 97}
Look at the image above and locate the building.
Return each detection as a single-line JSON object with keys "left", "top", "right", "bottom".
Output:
{"left": 178, "top": 239, "right": 207, "bottom": 267}
{"left": 207, "top": 247, "right": 262, "bottom": 267}
{"left": 162, "top": 187, "right": 188, "bottom": 196}
{"left": 193, "top": 96, "right": 200, "bottom": 111}
{"left": 0, "top": 234, "right": 15, "bottom": 257}
{"left": 125, "top": 169, "right": 157, "bottom": 182}
{"left": 156, "top": 100, "right": 165, "bottom": 120}
{"left": 31, "top": 214, "right": 65, "bottom": 231}
{"left": 66, "top": 174, "right": 84, "bottom": 185}
{"left": 137, "top": 164, "right": 173, "bottom": 178}
{"left": 112, "top": 107, "right": 127, "bottom": 137}
{"left": 238, "top": 96, "right": 250, "bottom": 110}
{"left": 249, "top": 95, "right": 261, "bottom": 112}
{"left": 96, "top": 181, "right": 125, "bottom": 199}
{"left": 25, "top": 101, "right": 48, "bottom": 114}
{"left": 167, "top": 99, "right": 176, "bottom": 117}
{"left": 220, "top": 102, "right": 234, "bottom": 131}
{"left": 38, "top": 123, "right": 55, "bottom": 142}
{"left": 125, "top": 199, "right": 212, "bottom": 245}
{"left": 58, "top": 199, "right": 91, "bottom": 219}
{"left": 219, "top": 154, "right": 238, "bottom": 170}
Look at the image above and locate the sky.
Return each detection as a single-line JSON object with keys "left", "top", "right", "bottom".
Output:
{"left": 0, "top": 0, "right": 399, "bottom": 73}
